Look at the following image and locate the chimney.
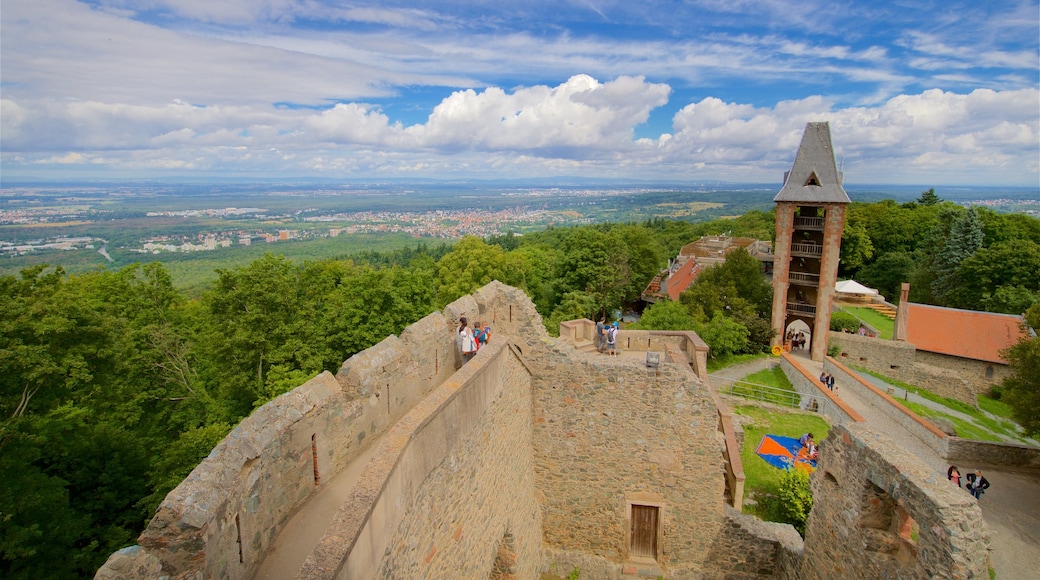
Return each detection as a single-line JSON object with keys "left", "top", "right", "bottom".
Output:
{"left": 894, "top": 283, "right": 910, "bottom": 341}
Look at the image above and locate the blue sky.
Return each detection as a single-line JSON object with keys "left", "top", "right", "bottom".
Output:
{"left": 1, "top": 0, "right": 1038, "bottom": 186}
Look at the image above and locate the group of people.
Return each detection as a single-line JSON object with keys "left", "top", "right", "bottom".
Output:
{"left": 947, "top": 465, "right": 991, "bottom": 500}
{"left": 457, "top": 317, "right": 492, "bottom": 364}
{"left": 785, "top": 330, "right": 808, "bottom": 350}
{"left": 818, "top": 372, "right": 837, "bottom": 391}
{"left": 798, "top": 432, "right": 819, "bottom": 461}
{"left": 595, "top": 316, "right": 620, "bottom": 356}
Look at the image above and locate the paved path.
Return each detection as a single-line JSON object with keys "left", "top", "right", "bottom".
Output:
{"left": 714, "top": 353, "right": 1040, "bottom": 579}
{"left": 254, "top": 435, "right": 385, "bottom": 579}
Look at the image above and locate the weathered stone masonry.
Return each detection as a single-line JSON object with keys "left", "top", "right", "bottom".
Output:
{"left": 97, "top": 281, "right": 995, "bottom": 580}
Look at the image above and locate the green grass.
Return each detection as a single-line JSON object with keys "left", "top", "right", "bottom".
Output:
{"left": 734, "top": 405, "right": 830, "bottom": 521}
{"left": 853, "top": 366, "right": 1032, "bottom": 444}
{"left": 707, "top": 352, "right": 771, "bottom": 373}
{"left": 836, "top": 306, "right": 895, "bottom": 339}
{"left": 726, "top": 366, "right": 800, "bottom": 408}
{"left": 978, "top": 394, "right": 1014, "bottom": 420}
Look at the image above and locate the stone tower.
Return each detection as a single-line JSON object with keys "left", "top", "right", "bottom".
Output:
{"left": 770, "top": 122, "right": 850, "bottom": 361}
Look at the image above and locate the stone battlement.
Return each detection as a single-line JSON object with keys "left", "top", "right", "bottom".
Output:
{"left": 97, "top": 282, "right": 994, "bottom": 580}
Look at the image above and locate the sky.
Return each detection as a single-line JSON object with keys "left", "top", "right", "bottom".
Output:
{"left": 1, "top": 0, "right": 1038, "bottom": 186}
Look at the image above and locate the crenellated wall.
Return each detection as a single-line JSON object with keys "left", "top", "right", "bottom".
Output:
{"left": 96, "top": 281, "right": 997, "bottom": 580}
{"left": 96, "top": 281, "right": 544, "bottom": 580}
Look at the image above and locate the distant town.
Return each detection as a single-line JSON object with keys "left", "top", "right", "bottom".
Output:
{"left": 1, "top": 182, "right": 1037, "bottom": 261}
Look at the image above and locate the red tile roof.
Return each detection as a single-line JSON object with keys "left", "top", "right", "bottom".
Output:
{"left": 665, "top": 259, "right": 699, "bottom": 301}
{"left": 905, "top": 303, "right": 1028, "bottom": 364}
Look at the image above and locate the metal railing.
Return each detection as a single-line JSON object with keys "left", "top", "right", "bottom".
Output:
{"left": 787, "top": 302, "right": 817, "bottom": 316}
{"left": 791, "top": 242, "right": 823, "bottom": 256}
{"left": 715, "top": 378, "right": 801, "bottom": 408}
{"left": 794, "top": 216, "right": 825, "bottom": 230}
{"left": 712, "top": 376, "right": 854, "bottom": 425}
{"left": 789, "top": 271, "right": 820, "bottom": 286}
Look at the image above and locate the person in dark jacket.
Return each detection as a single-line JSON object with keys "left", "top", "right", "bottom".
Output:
{"left": 966, "top": 469, "right": 990, "bottom": 499}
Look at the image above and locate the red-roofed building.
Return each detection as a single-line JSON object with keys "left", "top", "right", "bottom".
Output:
{"left": 904, "top": 303, "right": 1027, "bottom": 365}
{"left": 889, "top": 293, "right": 1032, "bottom": 397}
{"left": 641, "top": 235, "right": 772, "bottom": 304}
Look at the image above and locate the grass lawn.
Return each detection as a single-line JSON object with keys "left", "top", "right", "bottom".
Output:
{"left": 707, "top": 352, "right": 772, "bottom": 373}
{"left": 726, "top": 366, "right": 800, "bottom": 408}
{"left": 854, "top": 367, "right": 1032, "bottom": 445}
{"left": 837, "top": 306, "right": 894, "bottom": 339}
{"left": 734, "top": 405, "right": 830, "bottom": 521}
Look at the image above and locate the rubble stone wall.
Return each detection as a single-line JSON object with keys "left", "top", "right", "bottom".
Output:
{"left": 829, "top": 334, "right": 981, "bottom": 405}
{"left": 798, "top": 423, "right": 989, "bottom": 580}
{"left": 531, "top": 341, "right": 727, "bottom": 577}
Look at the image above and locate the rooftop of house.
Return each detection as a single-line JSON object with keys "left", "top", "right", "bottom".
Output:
{"left": 905, "top": 302, "right": 1029, "bottom": 364}
{"left": 664, "top": 258, "right": 699, "bottom": 301}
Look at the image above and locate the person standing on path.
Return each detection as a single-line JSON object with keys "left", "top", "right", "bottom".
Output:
{"left": 966, "top": 470, "right": 990, "bottom": 499}
{"left": 596, "top": 316, "right": 607, "bottom": 352}
{"left": 607, "top": 322, "right": 615, "bottom": 359}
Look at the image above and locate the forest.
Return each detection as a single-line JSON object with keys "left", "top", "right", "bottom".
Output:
{"left": 2, "top": 191, "right": 1040, "bottom": 578}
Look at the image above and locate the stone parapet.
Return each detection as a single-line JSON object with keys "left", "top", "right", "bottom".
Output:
{"left": 298, "top": 342, "right": 541, "bottom": 579}
{"left": 701, "top": 506, "right": 803, "bottom": 579}
{"left": 944, "top": 437, "right": 1040, "bottom": 470}
{"left": 780, "top": 354, "right": 864, "bottom": 425}
{"left": 825, "top": 356, "right": 948, "bottom": 457}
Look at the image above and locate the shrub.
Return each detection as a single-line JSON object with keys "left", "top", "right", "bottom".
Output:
{"left": 829, "top": 310, "right": 860, "bottom": 333}
{"left": 773, "top": 468, "right": 813, "bottom": 537}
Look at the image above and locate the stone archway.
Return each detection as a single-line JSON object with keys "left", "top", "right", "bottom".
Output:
{"left": 784, "top": 318, "right": 812, "bottom": 353}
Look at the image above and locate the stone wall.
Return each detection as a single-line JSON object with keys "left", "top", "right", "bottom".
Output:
{"left": 702, "top": 506, "right": 804, "bottom": 580}
{"left": 829, "top": 334, "right": 982, "bottom": 406}
{"left": 797, "top": 423, "right": 989, "bottom": 579}
{"left": 944, "top": 437, "right": 1040, "bottom": 470}
{"left": 914, "top": 350, "right": 1011, "bottom": 399}
{"left": 530, "top": 340, "right": 726, "bottom": 578}
{"left": 779, "top": 354, "right": 864, "bottom": 426}
{"left": 128, "top": 372, "right": 366, "bottom": 579}
{"left": 824, "top": 357, "right": 948, "bottom": 458}
{"left": 96, "top": 281, "right": 543, "bottom": 580}
{"left": 299, "top": 342, "right": 542, "bottom": 579}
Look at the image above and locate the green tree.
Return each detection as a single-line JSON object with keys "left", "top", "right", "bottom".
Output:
{"left": 950, "top": 240, "right": 1040, "bottom": 313}
{"left": 773, "top": 468, "right": 813, "bottom": 536}
{"left": 630, "top": 299, "right": 698, "bottom": 330}
{"left": 543, "top": 291, "right": 599, "bottom": 335}
{"left": 931, "top": 206, "right": 983, "bottom": 305}
{"left": 857, "top": 252, "right": 914, "bottom": 302}
{"left": 555, "top": 228, "right": 630, "bottom": 316}
{"left": 917, "top": 187, "right": 941, "bottom": 206}
{"left": 695, "top": 312, "right": 750, "bottom": 359}
{"left": 1001, "top": 304, "right": 1040, "bottom": 436}
{"left": 434, "top": 236, "right": 525, "bottom": 308}
{"left": 839, "top": 212, "right": 874, "bottom": 275}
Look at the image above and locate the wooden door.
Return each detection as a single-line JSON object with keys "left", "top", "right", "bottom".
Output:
{"left": 630, "top": 505, "right": 658, "bottom": 559}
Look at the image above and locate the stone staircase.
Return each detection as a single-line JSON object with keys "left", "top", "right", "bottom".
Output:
{"left": 861, "top": 302, "right": 897, "bottom": 319}
{"left": 574, "top": 339, "right": 599, "bottom": 353}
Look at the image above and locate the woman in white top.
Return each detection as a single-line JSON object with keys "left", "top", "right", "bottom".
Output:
{"left": 458, "top": 317, "right": 477, "bottom": 364}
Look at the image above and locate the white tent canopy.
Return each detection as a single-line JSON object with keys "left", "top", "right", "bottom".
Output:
{"left": 835, "top": 280, "right": 879, "bottom": 295}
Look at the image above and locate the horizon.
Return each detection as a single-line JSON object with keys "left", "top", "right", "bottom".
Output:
{"left": 2, "top": 1, "right": 1038, "bottom": 186}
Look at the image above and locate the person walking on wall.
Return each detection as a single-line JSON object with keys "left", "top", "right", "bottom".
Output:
{"left": 458, "top": 317, "right": 478, "bottom": 364}
{"left": 596, "top": 316, "right": 607, "bottom": 352}
{"left": 966, "top": 470, "right": 990, "bottom": 499}
{"left": 606, "top": 322, "right": 618, "bottom": 356}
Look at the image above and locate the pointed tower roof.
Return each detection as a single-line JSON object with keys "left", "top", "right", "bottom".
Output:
{"left": 774, "top": 122, "right": 851, "bottom": 203}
